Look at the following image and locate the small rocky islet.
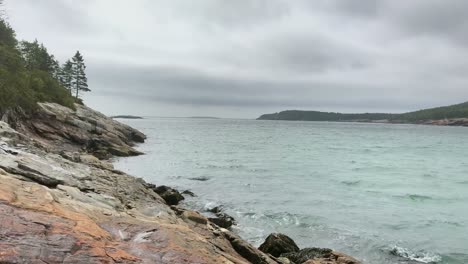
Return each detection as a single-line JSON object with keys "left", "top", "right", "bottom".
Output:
{"left": 0, "top": 102, "right": 361, "bottom": 264}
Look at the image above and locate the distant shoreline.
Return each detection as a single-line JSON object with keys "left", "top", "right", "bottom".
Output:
{"left": 257, "top": 101, "right": 468, "bottom": 127}
{"left": 111, "top": 115, "right": 143, "bottom": 119}
{"left": 257, "top": 117, "right": 468, "bottom": 127}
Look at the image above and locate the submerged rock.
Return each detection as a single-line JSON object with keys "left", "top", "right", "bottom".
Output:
{"left": 188, "top": 176, "right": 210, "bottom": 181}
{"left": 181, "top": 190, "right": 196, "bottom": 197}
{"left": 259, "top": 233, "right": 300, "bottom": 258}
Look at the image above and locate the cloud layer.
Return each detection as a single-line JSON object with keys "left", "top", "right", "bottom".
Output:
{"left": 5, "top": 0, "right": 468, "bottom": 117}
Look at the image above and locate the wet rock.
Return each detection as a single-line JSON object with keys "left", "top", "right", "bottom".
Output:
{"left": 208, "top": 206, "right": 223, "bottom": 214}
{"left": 130, "top": 130, "right": 146, "bottom": 143}
{"left": 259, "top": 233, "right": 300, "bottom": 257}
{"left": 281, "top": 248, "right": 332, "bottom": 264}
{"left": 181, "top": 190, "right": 196, "bottom": 197}
{"left": 209, "top": 213, "right": 236, "bottom": 229}
{"left": 146, "top": 184, "right": 185, "bottom": 206}
{"left": 206, "top": 206, "right": 236, "bottom": 229}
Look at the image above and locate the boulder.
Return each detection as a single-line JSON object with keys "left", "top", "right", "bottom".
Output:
{"left": 146, "top": 184, "right": 185, "bottom": 206}
{"left": 259, "top": 233, "right": 300, "bottom": 257}
{"left": 208, "top": 206, "right": 223, "bottom": 214}
{"left": 182, "top": 210, "right": 208, "bottom": 225}
{"left": 222, "top": 230, "right": 276, "bottom": 264}
{"left": 281, "top": 248, "right": 332, "bottom": 263}
{"left": 206, "top": 206, "right": 236, "bottom": 229}
{"left": 208, "top": 213, "right": 236, "bottom": 229}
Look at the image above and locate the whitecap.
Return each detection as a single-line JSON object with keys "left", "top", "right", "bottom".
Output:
{"left": 389, "top": 245, "right": 442, "bottom": 263}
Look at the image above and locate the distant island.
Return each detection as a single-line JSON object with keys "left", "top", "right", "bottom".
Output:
{"left": 258, "top": 101, "right": 468, "bottom": 126}
{"left": 111, "top": 115, "right": 143, "bottom": 119}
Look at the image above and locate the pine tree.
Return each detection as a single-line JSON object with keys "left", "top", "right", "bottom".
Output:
{"left": 71, "top": 51, "right": 89, "bottom": 99}
{"left": 19, "top": 40, "right": 57, "bottom": 73}
{"left": 59, "top": 60, "right": 73, "bottom": 93}
{"left": 50, "top": 59, "right": 60, "bottom": 80}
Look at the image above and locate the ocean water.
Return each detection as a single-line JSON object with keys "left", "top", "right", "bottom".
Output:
{"left": 114, "top": 118, "right": 468, "bottom": 264}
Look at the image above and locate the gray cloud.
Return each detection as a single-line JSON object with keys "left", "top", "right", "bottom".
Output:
{"left": 387, "top": 0, "right": 468, "bottom": 46}
{"left": 4, "top": 0, "right": 468, "bottom": 118}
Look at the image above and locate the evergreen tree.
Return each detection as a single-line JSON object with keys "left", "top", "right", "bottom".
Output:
{"left": 59, "top": 60, "right": 73, "bottom": 92}
{"left": 1, "top": 8, "right": 76, "bottom": 116}
{"left": 19, "top": 40, "right": 57, "bottom": 73}
{"left": 0, "top": 13, "right": 16, "bottom": 47}
{"left": 71, "top": 51, "right": 89, "bottom": 98}
{"left": 50, "top": 59, "right": 60, "bottom": 80}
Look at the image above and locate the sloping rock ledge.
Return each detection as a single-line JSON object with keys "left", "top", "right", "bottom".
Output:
{"left": 0, "top": 103, "right": 361, "bottom": 264}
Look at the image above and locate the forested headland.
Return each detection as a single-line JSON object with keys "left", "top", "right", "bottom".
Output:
{"left": 0, "top": 5, "right": 89, "bottom": 117}
{"left": 258, "top": 101, "right": 468, "bottom": 123}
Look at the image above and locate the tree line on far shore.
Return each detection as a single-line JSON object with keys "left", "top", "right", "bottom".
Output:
{"left": 257, "top": 102, "right": 468, "bottom": 122}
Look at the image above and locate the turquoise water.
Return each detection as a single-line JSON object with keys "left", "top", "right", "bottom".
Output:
{"left": 114, "top": 118, "right": 468, "bottom": 264}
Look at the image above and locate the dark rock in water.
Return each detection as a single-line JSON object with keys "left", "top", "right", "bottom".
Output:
{"left": 130, "top": 131, "right": 146, "bottom": 143}
{"left": 206, "top": 206, "right": 236, "bottom": 229}
{"left": 188, "top": 176, "right": 210, "bottom": 181}
{"left": 145, "top": 184, "right": 185, "bottom": 206}
{"left": 209, "top": 213, "right": 236, "bottom": 229}
{"left": 208, "top": 206, "right": 223, "bottom": 214}
{"left": 181, "top": 190, "right": 196, "bottom": 197}
{"left": 281, "top": 248, "right": 332, "bottom": 263}
{"left": 259, "top": 233, "right": 300, "bottom": 258}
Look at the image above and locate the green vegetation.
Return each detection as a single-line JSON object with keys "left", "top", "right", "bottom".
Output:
{"left": 0, "top": 8, "right": 89, "bottom": 116}
{"left": 70, "top": 51, "right": 90, "bottom": 99}
{"left": 397, "top": 102, "right": 468, "bottom": 122}
{"left": 258, "top": 102, "right": 468, "bottom": 122}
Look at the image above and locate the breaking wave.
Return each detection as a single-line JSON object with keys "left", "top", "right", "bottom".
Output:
{"left": 390, "top": 246, "right": 442, "bottom": 263}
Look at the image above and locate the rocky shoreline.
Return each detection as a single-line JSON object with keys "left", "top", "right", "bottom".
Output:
{"left": 0, "top": 103, "right": 361, "bottom": 264}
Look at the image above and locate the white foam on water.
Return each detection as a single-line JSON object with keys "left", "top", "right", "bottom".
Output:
{"left": 390, "top": 245, "right": 442, "bottom": 263}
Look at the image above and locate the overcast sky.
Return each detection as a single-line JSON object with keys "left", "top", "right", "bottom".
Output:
{"left": 5, "top": 0, "right": 468, "bottom": 118}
